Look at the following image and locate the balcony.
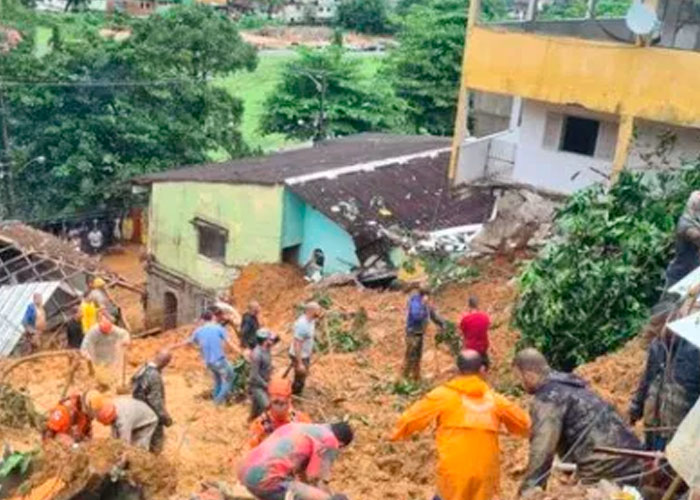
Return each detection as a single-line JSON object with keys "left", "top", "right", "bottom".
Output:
{"left": 463, "top": 22, "right": 700, "bottom": 128}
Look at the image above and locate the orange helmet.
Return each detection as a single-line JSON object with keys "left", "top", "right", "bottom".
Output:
{"left": 268, "top": 377, "right": 292, "bottom": 399}
{"left": 98, "top": 318, "right": 113, "bottom": 335}
{"left": 96, "top": 403, "right": 117, "bottom": 425}
{"left": 47, "top": 406, "right": 71, "bottom": 433}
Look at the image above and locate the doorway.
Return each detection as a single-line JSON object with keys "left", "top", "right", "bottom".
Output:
{"left": 163, "top": 292, "right": 178, "bottom": 330}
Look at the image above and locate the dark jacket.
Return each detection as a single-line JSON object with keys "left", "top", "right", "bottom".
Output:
{"left": 629, "top": 335, "right": 700, "bottom": 441}
{"left": 521, "top": 372, "right": 642, "bottom": 493}
{"left": 131, "top": 363, "right": 170, "bottom": 423}
{"left": 405, "top": 294, "right": 444, "bottom": 335}
{"left": 248, "top": 345, "right": 272, "bottom": 390}
{"left": 240, "top": 312, "right": 260, "bottom": 349}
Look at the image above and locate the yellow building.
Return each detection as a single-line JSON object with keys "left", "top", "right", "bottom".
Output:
{"left": 450, "top": 0, "right": 700, "bottom": 193}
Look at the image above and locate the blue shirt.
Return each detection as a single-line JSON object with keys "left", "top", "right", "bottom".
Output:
{"left": 22, "top": 304, "right": 37, "bottom": 328}
{"left": 190, "top": 323, "right": 228, "bottom": 365}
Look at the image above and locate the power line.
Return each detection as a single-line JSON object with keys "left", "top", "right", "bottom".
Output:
{"left": 0, "top": 77, "right": 196, "bottom": 88}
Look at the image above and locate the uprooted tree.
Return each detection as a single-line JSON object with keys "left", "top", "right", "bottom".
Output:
{"left": 514, "top": 168, "right": 700, "bottom": 371}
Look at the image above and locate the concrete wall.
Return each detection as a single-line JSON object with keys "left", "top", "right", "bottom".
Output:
{"left": 149, "top": 182, "right": 284, "bottom": 291}
{"left": 298, "top": 205, "right": 359, "bottom": 275}
{"left": 464, "top": 26, "right": 700, "bottom": 128}
{"left": 281, "top": 190, "right": 305, "bottom": 248}
{"left": 472, "top": 91, "right": 513, "bottom": 137}
{"left": 512, "top": 100, "right": 617, "bottom": 192}
{"left": 457, "top": 130, "right": 517, "bottom": 184}
{"left": 627, "top": 120, "right": 700, "bottom": 171}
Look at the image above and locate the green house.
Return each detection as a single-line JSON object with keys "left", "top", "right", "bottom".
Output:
{"left": 134, "top": 134, "right": 493, "bottom": 327}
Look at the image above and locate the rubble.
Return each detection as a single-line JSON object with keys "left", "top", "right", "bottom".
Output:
{"left": 470, "top": 188, "right": 563, "bottom": 255}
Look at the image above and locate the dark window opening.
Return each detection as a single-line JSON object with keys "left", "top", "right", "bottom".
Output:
{"left": 561, "top": 116, "right": 600, "bottom": 156}
{"left": 281, "top": 244, "right": 301, "bottom": 265}
{"left": 192, "top": 218, "right": 227, "bottom": 262}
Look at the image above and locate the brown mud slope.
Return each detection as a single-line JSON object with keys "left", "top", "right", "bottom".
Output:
{"left": 1, "top": 255, "right": 650, "bottom": 499}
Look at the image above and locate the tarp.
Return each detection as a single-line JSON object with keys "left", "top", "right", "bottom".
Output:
{"left": 0, "top": 281, "right": 64, "bottom": 356}
{"left": 669, "top": 267, "right": 700, "bottom": 297}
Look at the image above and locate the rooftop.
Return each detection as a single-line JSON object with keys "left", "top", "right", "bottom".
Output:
{"left": 133, "top": 134, "right": 452, "bottom": 186}
{"left": 287, "top": 150, "right": 496, "bottom": 249}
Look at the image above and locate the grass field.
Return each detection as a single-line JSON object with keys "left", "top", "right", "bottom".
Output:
{"left": 216, "top": 50, "right": 385, "bottom": 153}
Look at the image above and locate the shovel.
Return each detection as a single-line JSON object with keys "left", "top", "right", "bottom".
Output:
{"left": 116, "top": 348, "right": 130, "bottom": 395}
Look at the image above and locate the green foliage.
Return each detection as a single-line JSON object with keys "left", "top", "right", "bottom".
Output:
{"left": 1, "top": 5, "right": 256, "bottom": 219}
{"left": 260, "top": 45, "right": 405, "bottom": 141}
{"left": 539, "top": 0, "right": 631, "bottom": 19}
{"left": 0, "top": 451, "right": 33, "bottom": 478}
{"left": 514, "top": 169, "right": 700, "bottom": 371}
{"left": 386, "top": 0, "right": 507, "bottom": 135}
{"left": 316, "top": 308, "right": 371, "bottom": 354}
{"left": 390, "top": 378, "right": 424, "bottom": 396}
{"left": 435, "top": 320, "right": 461, "bottom": 356}
{"left": 231, "top": 356, "right": 250, "bottom": 397}
{"left": 236, "top": 13, "right": 286, "bottom": 30}
{"left": 335, "top": 0, "right": 392, "bottom": 34}
{"left": 422, "top": 255, "right": 480, "bottom": 290}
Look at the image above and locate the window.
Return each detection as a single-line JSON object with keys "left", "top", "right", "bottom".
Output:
{"left": 192, "top": 218, "right": 227, "bottom": 262}
{"left": 560, "top": 116, "right": 600, "bottom": 156}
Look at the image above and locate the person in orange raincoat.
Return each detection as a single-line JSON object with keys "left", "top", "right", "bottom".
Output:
{"left": 249, "top": 377, "right": 311, "bottom": 448}
{"left": 391, "top": 350, "right": 531, "bottom": 500}
{"left": 42, "top": 391, "right": 94, "bottom": 445}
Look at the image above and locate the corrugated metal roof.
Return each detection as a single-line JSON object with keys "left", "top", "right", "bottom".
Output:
{"left": 133, "top": 134, "right": 451, "bottom": 186}
{"left": 0, "top": 281, "right": 62, "bottom": 356}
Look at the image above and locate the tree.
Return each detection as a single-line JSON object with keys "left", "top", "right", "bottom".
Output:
{"left": 335, "top": 0, "right": 392, "bottom": 34}
{"left": 385, "top": 0, "right": 486, "bottom": 135}
{"left": 1, "top": 5, "right": 257, "bottom": 218}
{"left": 539, "top": 0, "right": 631, "bottom": 19}
{"left": 514, "top": 169, "right": 700, "bottom": 371}
{"left": 260, "top": 46, "right": 405, "bottom": 142}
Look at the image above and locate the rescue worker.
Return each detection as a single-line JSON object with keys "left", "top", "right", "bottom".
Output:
{"left": 249, "top": 378, "right": 312, "bottom": 448}
{"left": 18, "top": 293, "right": 46, "bottom": 354}
{"left": 173, "top": 310, "right": 240, "bottom": 405}
{"left": 629, "top": 304, "right": 700, "bottom": 451}
{"left": 392, "top": 350, "right": 530, "bottom": 500}
{"left": 43, "top": 391, "right": 94, "bottom": 445}
{"left": 514, "top": 348, "right": 643, "bottom": 494}
{"left": 289, "top": 302, "right": 322, "bottom": 396}
{"left": 131, "top": 350, "right": 173, "bottom": 453}
{"left": 249, "top": 329, "right": 278, "bottom": 421}
{"left": 80, "top": 315, "right": 130, "bottom": 388}
{"left": 665, "top": 190, "right": 700, "bottom": 289}
{"left": 403, "top": 287, "right": 445, "bottom": 381}
{"left": 90, "top": 396, "right": 159, "bottom": 451}
{"left": 238, "top": 421, "right": 353, "bottom": 500}
{"left": 240, "top": 301, "right": 262, "bottom": 350}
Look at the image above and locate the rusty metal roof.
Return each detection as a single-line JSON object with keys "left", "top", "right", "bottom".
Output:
{"left": 133, "top": 134, "right": 452, "bottom": 186}
{"left": 286, "top": 150, "right": 496, "bottom": 248}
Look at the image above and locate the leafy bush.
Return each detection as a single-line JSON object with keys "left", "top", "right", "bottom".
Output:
{"left": 514, "top": 170, "right": 700, "bottom": 371}
{"left": 422, "top": 255, "right": 480, "bottom": 290}
{"left": 236, "top": 13, "right": 285, "bottom": 30}
{"left": 335, "top": 0, "right": 392, "bottom": 34}
{"left": 316, "top": 308, "right": 371, "bottom": 353}
{"left": 435, "top": 320, "right": 461, "bottom": 356}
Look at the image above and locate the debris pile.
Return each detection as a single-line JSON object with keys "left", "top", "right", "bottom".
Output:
{"left": 0, "top": 384, "right": 44, "bottom": 430}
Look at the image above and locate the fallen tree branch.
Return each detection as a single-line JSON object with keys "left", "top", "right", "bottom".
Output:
{"left": 1, "top": 350, "right": 78, "bottom": 382}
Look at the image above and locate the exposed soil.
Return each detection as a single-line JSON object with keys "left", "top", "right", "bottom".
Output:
{"left": 241, "top": 26, "right": 394, "bottom": 50}
{"left": 0, "top": 250, "right": 649, "bottom": 499}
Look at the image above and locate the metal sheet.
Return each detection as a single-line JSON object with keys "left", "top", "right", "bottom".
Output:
{"left": 668, "top": 311, "right": 700, "bottom": 349}
{"left": 0, "top": 281, "right": 62, "bottom": 356}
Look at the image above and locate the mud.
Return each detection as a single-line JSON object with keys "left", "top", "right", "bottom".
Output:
{"left": 1, "top": 252, "right": 650, "bottom": 499}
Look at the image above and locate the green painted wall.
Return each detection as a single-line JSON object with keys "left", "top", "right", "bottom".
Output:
{"left": 149, "top": 182, "right": 284, "bottom": 290}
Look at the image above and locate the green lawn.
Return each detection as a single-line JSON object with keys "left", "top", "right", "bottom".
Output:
{"left": 216, "top": 51, "right": 385, "bottom": 154}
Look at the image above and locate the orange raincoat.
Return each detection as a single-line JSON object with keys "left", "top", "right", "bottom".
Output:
{"left": 391, "top": 375, "right": 530, "bottom": 500}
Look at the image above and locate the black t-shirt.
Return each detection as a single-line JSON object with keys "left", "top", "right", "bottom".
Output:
{"left": 66, "top": 318, "right": 84, "bottom": 349}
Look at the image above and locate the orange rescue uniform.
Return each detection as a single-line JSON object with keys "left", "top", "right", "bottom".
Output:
{"left": 44, "top": 394, "right": 92, "bottom": 443}
{"left": 391, "top": 375, "right": 530, "bottom": 500}
{"left": 249, "top": 408, "right": 312, "bottom": 448}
